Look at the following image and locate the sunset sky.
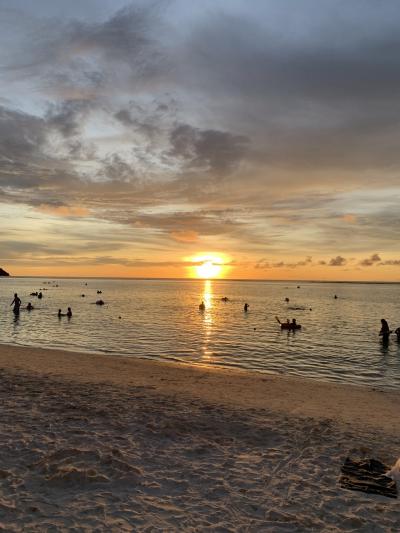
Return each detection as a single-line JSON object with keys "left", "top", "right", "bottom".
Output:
{"left": 1, "top": 0, "right": 400, "bottom": 280}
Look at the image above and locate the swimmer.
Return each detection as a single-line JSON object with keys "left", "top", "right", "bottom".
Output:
{"left": 26, "top": 302, "right": 34, "bottom": 311}
{"left": 199, "top": 301, "right": 205, "bottom": 311}
{"left": 379, "top": 318, "right": 391, "bottom": 342}
{"left": 10, "top": 293, "right": 21, "bottom": 315}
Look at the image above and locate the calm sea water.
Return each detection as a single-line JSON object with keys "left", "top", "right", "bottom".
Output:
{"left": 1, "top": 278, "right": 400, "bottom": 389}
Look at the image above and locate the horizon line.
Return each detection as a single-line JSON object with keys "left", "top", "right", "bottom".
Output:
{"left": 3, "top": 275, "right": 400, "bottom": 284}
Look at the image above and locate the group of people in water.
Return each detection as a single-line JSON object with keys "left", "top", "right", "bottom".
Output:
{"left": 10, "top": 292, "right": 72, "bottom": 319}
{"left": 380, "top": 319, "right": 400, "bottom": 343}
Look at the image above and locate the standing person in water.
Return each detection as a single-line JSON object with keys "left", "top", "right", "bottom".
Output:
{"left": 66, "top": 307, "right": 72, "bottom": 317}
{"left": 10, "top": 293, "right": 21, "bottom": 315}
{"left": 379, "top": 319, "right": 391, "bottom": 342}
{"left": 244, "top": 303, "right": 249, "bottom": 312}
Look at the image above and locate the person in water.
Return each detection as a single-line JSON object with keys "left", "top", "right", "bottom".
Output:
{"left": 26, "top": 302, "right": 34, "bottom": 311}
{"left": 199, "top": 301, "right": 205, "bottom": 311}
{"left": 379, "top": 319, "right": 390, "bottom": 341}
{"left": 395, "top": 327, "right": 400, "bottom": 341}
{"left": 67, "top": 307, "right": 72, "bottom": 317}
{"left": 290, "top": 318, "right": 297, "bottom": 330}
{"left": 10, "top": 293, "right": 21, "bottom": 314}
{"left": 244, "top": 303, "right": 249, "bottom": 312}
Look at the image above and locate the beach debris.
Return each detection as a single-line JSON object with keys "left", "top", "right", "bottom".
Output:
{"left": 339, "top": 457, "right": 397, "bottom": 498}
{"left": 386, "top": 458, "right": 400, "bottom": 484}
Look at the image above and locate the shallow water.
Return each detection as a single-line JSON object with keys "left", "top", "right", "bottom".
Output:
{"left": 1, "top": 278, "right": 400, "bottom": 389}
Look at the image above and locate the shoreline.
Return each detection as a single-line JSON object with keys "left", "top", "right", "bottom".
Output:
{"left": 1, "top": 342, "right": 399, "bottom": 433}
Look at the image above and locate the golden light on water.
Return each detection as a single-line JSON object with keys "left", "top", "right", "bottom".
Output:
{"left": 201, "top": 279, "right": 213, "bottom": 360}
{"left": 187, "top": 253, "right": 230, "bottom": 279}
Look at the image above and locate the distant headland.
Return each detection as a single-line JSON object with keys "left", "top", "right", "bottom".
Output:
{"left": 0, "top": 268, "right": 10, "bottom": 276}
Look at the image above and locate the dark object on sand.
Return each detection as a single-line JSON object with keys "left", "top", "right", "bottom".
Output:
{"left": 339, "top": 457, "right": 397, "bottom": 498}
{"left": 0, "top": 267, "right": 9, "bottom": 276}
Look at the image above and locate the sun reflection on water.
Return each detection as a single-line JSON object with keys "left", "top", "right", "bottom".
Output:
{"left": 201, "top": 280, "right": 213, "bottom": 360}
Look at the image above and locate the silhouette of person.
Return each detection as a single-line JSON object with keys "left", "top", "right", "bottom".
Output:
{"left": 379, "top": 319, "right": 390, "bottom": 342}
{"left": 26, "top": 302, "right": 34, "bottom": 311}
{"left": 244, "top": 303, "right": 249, "bottom": 312}
{"left": 38, "top": 291, "right": 43, "bottom": 299}
{"left": 290, "top": 318, "right": 297, "bottom": 330}
{"left": 199, "top": 301, "right": 205, "bottom": 311}
{"left": 10, "top": 293, "right": 21, "bottom": 315}
{"left": 395, "top": 327, "right": 400, "bottom": 342}
{"left": 67, "top": 307, "right": 72, "bottom": 317}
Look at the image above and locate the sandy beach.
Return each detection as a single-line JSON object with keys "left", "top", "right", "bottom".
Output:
{"left": 0, "top": 344, "right": 399, "bottom": 531}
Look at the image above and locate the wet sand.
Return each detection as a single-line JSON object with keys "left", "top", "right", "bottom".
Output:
{"left": 0, "top": 343, "right": 399, "bottom": 531}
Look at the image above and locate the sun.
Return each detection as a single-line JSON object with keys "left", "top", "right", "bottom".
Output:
{"left": 196, "top": 260, "right": 222, "bottom": 279}
{"left": 187, "top": 253, "right": 230, "bottom": 279}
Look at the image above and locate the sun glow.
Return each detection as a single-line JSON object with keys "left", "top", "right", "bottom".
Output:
{"left": 187, "top": 254, "right": 230, "bottom": 279}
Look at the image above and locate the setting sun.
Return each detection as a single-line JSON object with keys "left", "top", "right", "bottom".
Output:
{"left": 187, "top": 254, "right": 230, "bottom": 279}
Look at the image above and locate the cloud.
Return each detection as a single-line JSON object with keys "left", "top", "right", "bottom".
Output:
{"left": 169, "top": 124, "right": 249, "bottom": 174}
{"left": 255, "top": 257, "right": 313, "bottom": 269}
{"left": 379, "top": 259, "right": 400, "bottom": 266}
{"left": 328, "top": 256, "right": 347, "bottom": 267}
{"left": 2, "top": 1, "right": 400, "bottom": 273}
{"left": 359, "top": 253, "right": 381, "bottom": 266}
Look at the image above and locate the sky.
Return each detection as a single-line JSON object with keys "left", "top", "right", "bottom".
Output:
{"left": 1, "top": 0, "right": 400, "bottom": 280}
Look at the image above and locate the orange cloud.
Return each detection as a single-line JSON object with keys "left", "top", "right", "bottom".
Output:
{"left": 342, "top": 214, "right": 357, "bottom": 223}
{"left": 170, "top": 230, "right": 199, "bottom": 243}
{"left": 37, "top": 205, "right": 90, "bottom": 217}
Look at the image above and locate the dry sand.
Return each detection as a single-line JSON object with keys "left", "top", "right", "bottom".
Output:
{"left": 0, "top": 343, "right": 399, "bottom": 532}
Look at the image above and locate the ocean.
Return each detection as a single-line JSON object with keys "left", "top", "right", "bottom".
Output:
{"left": 1, "top": 277, "right": 400, "bottom": 389}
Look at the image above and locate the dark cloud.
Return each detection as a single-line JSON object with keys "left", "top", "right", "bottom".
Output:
{"left": 359, "top": 253, "right": 381, "bottom": 267}
{"left": 379, "top": 259, "right": 400, "bottom": 266}
{"left": 255, "top": 257, "right": 313, "bottom": 269}
{"left": 169, "top": 124, "right": 249, "bottom": 174}
{"left": 46, "top": 100, "right": 94, "bottom": 137}
{"left": 329, "top": 256, "right": 347, "bottom": 267}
